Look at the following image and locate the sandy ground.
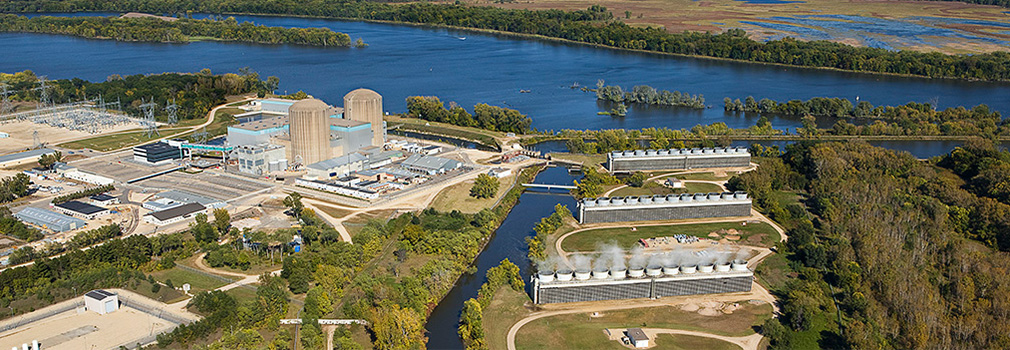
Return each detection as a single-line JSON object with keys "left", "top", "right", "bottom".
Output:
{"left": 0, "top": 289, "right": 199, "bottom": 350}
{"left": 0, "top": 120, "right": 138, "bottom": 154}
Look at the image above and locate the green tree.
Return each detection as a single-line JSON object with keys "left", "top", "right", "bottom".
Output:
{"left": 369, "top": 305, "right": 427, "bottom": 350}
{"left": 458, "top": 298, "right": 485, "bottom": 350}
{"left": 283, "top": 192, "right": 303, "bottom": 218}
{"left": 212, "top": 208, "right": 230, "bottom": 234}
{"left": 470, "top": 173, "right": 500, "bottom": 199}
{"left": 627, "top": 172, "right": 647, "bottom": 187}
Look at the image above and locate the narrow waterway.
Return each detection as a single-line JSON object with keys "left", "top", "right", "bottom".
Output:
{"left": 424, "top": 167, "right": 579, "bottom": 349}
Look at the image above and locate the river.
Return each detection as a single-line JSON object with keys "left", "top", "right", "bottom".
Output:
{"left": 4, "top": 12, "right": 1010, "bottom": 348}
{"left": 425, "top": 167, "right": 579, "bottom": 349}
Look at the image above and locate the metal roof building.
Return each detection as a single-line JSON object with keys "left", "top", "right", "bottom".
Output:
{"left": 306, "top": 153, "right": 367, "bottom": 179}
{"left": 0, "top": 148, "right": 56, "bottom": 168}
{"left": 155, "top": 190, "right": 226, "bottom": 209}
{"left": 145, "top": 202, "right": 207, "bottom": 226}
{"left": 53, "top": 200, "right": 110, "bottom": 220}
{"left": 14, "top": 207, "right": 86, "bottom": 232}
{"left": 399, "top": 154, "right": 462, "bottom": 175}
{"left": 84, "top": 289, "right": 120, "bottom": 315}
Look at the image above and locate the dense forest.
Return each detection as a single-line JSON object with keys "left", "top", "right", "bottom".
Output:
{"left": 728, "top": 141, "right": 1010, "bottom": 349}
{"left": 595, "top": 81, "right": 705, "bottom": 109}
{"left": 405, "top": 96, "right": 533, "bottom": 134}
{"left": 0, "top": 14, "right": 353, "bottom": 46}
{"left": 3, "top": 1, "right": 1010, "bottom": 80}
{"left": 1, "top": 69, "right": 277, "bottom": 120}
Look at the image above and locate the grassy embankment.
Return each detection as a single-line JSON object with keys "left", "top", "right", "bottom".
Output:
{"left": 386, "top": 115, "right": 504, "bottom": 150}
{"left": 513, "top": 302, "right": 772, "bottom": 349}
{"left": 562, "top": 221, "right": 781, "bottom": 252}
{"left": 429, "top": 173, "right": 517, "bottom": 214}
{"left": 610, "top": 181, "right": 723, "bottom": 197}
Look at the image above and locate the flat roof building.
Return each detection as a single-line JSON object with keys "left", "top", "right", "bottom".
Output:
{"left": 306, "top": 153, "right": 367, "bottom": 180}
{"left": 626, "top": 328, "right": 649, "bottom": 348}
{"left": 14, "top": 207, "right": 86, "bottom": 232}
{"left": 227, "top": 116, "right": 290, "bottom": 146}
{"left": 84, "top": 290, "right": 120, "bottom": 315}
{"left": 133, "top": 141, "right": 184, "bottom": 166}
{"left": 0, "top": 148, "right": 56, "bottom": 168}
{"left": 400, "top": 154, "right": 462, "bottom": 175}
{"left": 155, "top": 190, "right": 226, "bottom": 209}
{"left": 145, "top": 203, "right": 207, "bottom": 226}
{"left": 236, "top": 144, "right": 287, "bottom": 175}
{"left": 607, "top": 147, "right": 750, "bottom": 173}
{"left": 52, "top": 201, "right": 110, "bottom": 220}
{"left": 90, "top": 193, "right": 120, "bottom": 206}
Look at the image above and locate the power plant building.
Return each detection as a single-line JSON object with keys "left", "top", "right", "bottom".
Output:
{"left": 531, "top": 261, "right": 753, "bottom": 304}
{"left": 577, "top": 192, "right": 751, "bottom": 224}
{"left": 289, "top": 98, "right": 333, "bottom": 165}
{"left": 329, "top": 118, "right": 373, "bottom": 155}
{"left": 607, "top": 147, "right": 750, "bottom": 173}
{"left": 235, "top": 144, "right": 287, "bottom": 175}
{"left": 306, "top": 153, "right": 367, "bottom": 179}
{"left": 227, "top": 116, "right": 289, "bottom": 146}
{"left": 344, "top": 88, "right": 385, "bottom": 147}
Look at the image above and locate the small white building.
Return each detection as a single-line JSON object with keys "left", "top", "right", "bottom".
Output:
{"left": 90, "top": 193, "right": 120, "bottom": 206}
{"left": 84, "top": 289, "right": 119, "bottom": 315}
{"left": 63, "top": 170, "right": 115, "bottom": 186}
{"left": 626, "top": 328, "right": 649, "bottom": 348}
{"left": 665, "top": 178, "right": 684, "bottom": 188}
{"left": 489, "top": 167, "right": 512, "bottom": 178}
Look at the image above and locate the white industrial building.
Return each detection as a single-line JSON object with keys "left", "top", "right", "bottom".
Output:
{"left": 235, "top": 143, "right": 287, "bottom": 175}
{"left": 52, "top": 201, "right": 110, "bottom": 220}
{"left": 84, "top": 289, "right": 120, "bottom": 315}
{"left": 306, "top": 153, "right": 367, "bottom": 180}
{"left": 295, "top": 178, "right": 380, "bottom": 200}
{"left": 62, "top": 170, "right": 115, "bottom": 186}
{"left": 144, "top": 202, "right": 207, "bottom": 226}
{"left": 489, "top": 168, "right": 512, "bottom": 178}
{"left": 90, "top": 193, "right": 119, "bottom": 206}
{"left": 0, "top": 148, "right": 56, "bottom": 168}
{"left": 626, "top": 328, "right": 649, "bottom": 348}
{"left": 400, "top": 154, "right": 462, "bottom": 175}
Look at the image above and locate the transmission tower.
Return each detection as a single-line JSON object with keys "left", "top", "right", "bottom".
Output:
{"left": 139, "top": 98, "right": 160, "bottom": 138}
{"left": 0, "top": 83, "right": 13, "bottom": 116}
{"left": 164, "top": 98, "right": 179, "bottom": 125}
{"left": 192, "top": 126, "right": 210, "bottom": 144}
{"left": 33, "top": 77, "right": 51, "bottom": 108}
{"left": 32, "top": 130, "right": 42, "bottom": 149}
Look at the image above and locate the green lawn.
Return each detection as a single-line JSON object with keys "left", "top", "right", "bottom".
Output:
{"left": 610, "top": 181, "right": 723, "bottom": 197}
{"left": 653, "top": 334, "right": 741, "bottom": 350}
{"left": 671, "top": 172, "right": 728, "bottom": 181}
{"left": 484, "top": 288, "right": 532, "bottom": 350}
{"left": 548, "top": 152, "right": 608, "bottom": 169}
{"left": 225, "top": 286, "right": 259, "bottom": 304}
{"left": 515, "top": 303, "right": 771, "bottom": 350}
{"left": 755, "top": 252, "right": 792, "bottom": 292}
{"left": 429, "top": 173, "right": 516, "bottom": 214}
{"left": 562, "top": 221, "right": 779, "bottom": 252}
{"left": 150, "top": 266, "right": 236, "bottom": 293}
{"left": 59, "top": 127, "right": 188, "bottom": 151}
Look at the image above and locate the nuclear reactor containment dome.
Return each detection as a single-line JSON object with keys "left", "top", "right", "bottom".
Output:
{"left": 343, "top": 88, "right": 384, "bottom": 147}
{"left": 288, "top": 98, "right": 332, "bottom": 165}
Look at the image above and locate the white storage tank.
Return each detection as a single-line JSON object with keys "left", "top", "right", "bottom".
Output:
{"left": 610, "top": 266, "right": 627, "bottom": 280}
{"left": 681, "top": 264, "right": 697, "bottom": 274}
{"left": 575, "top": 268, "right": 592, "bottom": 281}
{"left": 699, "top": 264, "right": 715, "bottom": 273}
{"left": 646, "top": 264, "right": 663, "bottom": 277}
{"left": 716, "top": 263, "right": 732, "bottom": 272}
{"left": 663, "top": 264, "right": 680, "bottom": 276}
{"left": 538, "top": 270, "right": 555, "bottom": 283}
{"left": 629, "top": 265, "right": 646, "bottom": 278}
{"left": 592, "top": 267, "right": 609, "bottom": 280}
{"left": 732, "top": 260, "right": 749, "bottom": 271}
{"left": 556, "top": 269, "right": 574, "bottom": 281}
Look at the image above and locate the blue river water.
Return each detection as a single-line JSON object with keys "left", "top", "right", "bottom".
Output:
{"left": 3, "top": 13, "right": 1010, "bottom": 349}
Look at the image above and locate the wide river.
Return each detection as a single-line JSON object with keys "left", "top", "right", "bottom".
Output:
{"left": 5, "top": 12, "right": 1010, "bottom": 348}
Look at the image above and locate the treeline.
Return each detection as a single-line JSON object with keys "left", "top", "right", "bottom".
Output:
{"left": 51, "top": 184, "right": 114, "bottom": 204}
{"left": 458, "top": 259, "right": 524, "bottom": 350}
{"left": 0, "top": 14, "right": 353, "bottom": 46}
{"left": 2, "top": 69, "right": 277, "bottom": 120}
{"left": 405, "top": 96, "right": 532, "bottom": 134}
{"left": 596, "top": 81, "right": 704, "bottom": 109}
{"left": 526, "top": 204, "right": 573, "bottom": 262}
{"left": 561, "top": 127, "right": 738, "bottom": 154}
{"left": 0, "top": 173, "right": 30, "bottom": 204}
{"left": 4, "top": 1, "right": 1010, "bottom": 80}
{"left": 6, "top": 224, "right": 123, "bottom": 265}
{"left": 0, "top": 206, "right": 41, "bottom": 242}
{"left": 729, "top": 141, "right": 1010, "bottom": 348}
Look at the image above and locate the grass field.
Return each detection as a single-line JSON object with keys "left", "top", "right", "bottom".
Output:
{"left": 610, "top": 181, "right": 723, "bottom": 197}
{"left": 548, "top": 152, "right": 607, "bottom": 169}
{"left": 670, "top": 172, "right": 727, "bottom": 181}
{"left": 490, "top": 0, "right": 1010, "bottom": 54}
{"left": 562, "top": 221, "right": 779, "bottom": 251}
{"left": 484, "top": 288, "right": 532, "bottom": 350}
{"left": 225, "top": 286, "right": 259, "bottom": 305}
{"left": 429, "top": 173, "right": 516, "bottom": 213}
{"left": 150, "top": 266, "right": 236, "bottom": 293}
{"left": 514, "top": 303, "right": 772, "bottom": 349}
{"left": 59, "top": 127, "right": 188, "bottom": 151}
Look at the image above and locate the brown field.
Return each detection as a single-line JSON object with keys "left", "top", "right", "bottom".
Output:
{"left": 476, "top": 0, "right": 1010, "bottom": 53}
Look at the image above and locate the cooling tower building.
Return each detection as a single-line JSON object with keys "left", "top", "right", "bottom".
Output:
{"left": 531, "top": 260, "right": 753, "bottom": 304}
{"left": 289, "top": 98, "right": 332, "bottom": 165}
{"left": 608, "top": 147, "right": 751, "bottom": 173}
{"left": 577, "top": 192, "right": 752, "bottom": 224}
{"left": 343, "top": 88, "right": 385, "bottom": 147}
